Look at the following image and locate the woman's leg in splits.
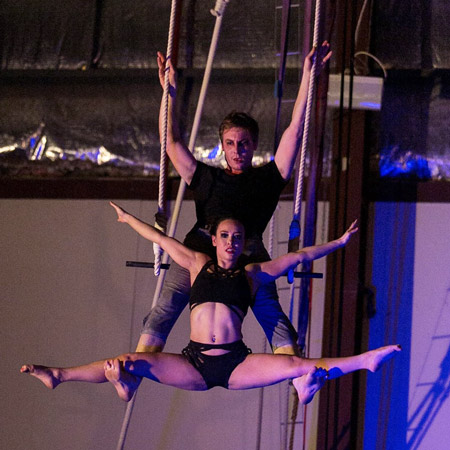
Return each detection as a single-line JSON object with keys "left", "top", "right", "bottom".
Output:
{"left": 21, "top": 351, "right": 207, "bottom": 401}
{"left": 227, "top": 344, "right": 401, "bottom": 392}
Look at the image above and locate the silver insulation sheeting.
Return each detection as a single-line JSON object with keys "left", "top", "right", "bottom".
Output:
{"left": 377, "top": 75, "right": 450, "bottom": 181}
{"left": 0, "top": 1, "right": 305, "bottom": 178}
{"left": 0, "top": 76, "right": 167, "bottom": 177}
{"left": 0, "top": 72, "right": 298, "bottom": 177}
{"left": 1, "top": 0, "right": 450, "bottom": 180}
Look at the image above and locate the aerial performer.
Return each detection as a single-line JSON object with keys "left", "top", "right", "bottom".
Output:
{"left": 136, "top": 42, "right": 332, "bottom": 404}
{"left": 21, "top": 203, "right": 401, "bottom": 398}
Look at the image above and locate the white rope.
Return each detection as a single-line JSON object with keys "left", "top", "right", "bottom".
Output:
{"left": 116, "top": 391, "right": 136, "bottom": 450}
{"left": 293, "top": 0, "right": 321, "bottom": 222}
{"left": 289, "top": 0, "right": 321, "bottom": 323}
{"left": 268, "top": 211, "right": 276, "bottom": 259}
{"left": 150, "top": 0, "right": 231, "bottom": 309}
{"left": 210, "top": 0, "right": 230, "bottom": 16}
{"left": 286, "top": 0, "right": 321, "bottom": 288}
{"left": 153, "top": 0, "right": 178, "bottom": 277}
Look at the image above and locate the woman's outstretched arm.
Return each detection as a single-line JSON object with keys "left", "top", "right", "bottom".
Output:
{"left": 247, "top": 220, "right": 358, "bottom": 284}
{"left": 110, "top": 201, "right": 204, "bottom": 272}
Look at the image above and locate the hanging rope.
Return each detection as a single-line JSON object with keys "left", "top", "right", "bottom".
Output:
{"left": 286, "top": 0, "right": 321, "bottom": 344}
{"left": 295, "top": 0, "right": 321, "bottom": 215}
{"left": 286, "top": 1, "right": 322, "bottom": 449}
{"left": 287, "top": 0, "right": 321, "bottom": 284}
{"left": 116, "top": 2, "right": 180, "bottom": 449}
{"left": 153, "top": 0, "right": 179, "bottom": 277}
{"left": 150, "top": 0, "right": 230, "bottom": 311}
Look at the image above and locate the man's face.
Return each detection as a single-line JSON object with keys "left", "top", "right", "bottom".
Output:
{"left": 221, "top": 127, "right": 257, "bottom": 174}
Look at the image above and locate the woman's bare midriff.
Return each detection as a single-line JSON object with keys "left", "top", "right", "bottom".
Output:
{"left": 189, "top": 302, "right": 244, "bottom": 354}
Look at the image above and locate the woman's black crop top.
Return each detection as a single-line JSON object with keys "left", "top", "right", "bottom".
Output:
{"left": 189, "top": 260, "right": 253, "bottom": 319}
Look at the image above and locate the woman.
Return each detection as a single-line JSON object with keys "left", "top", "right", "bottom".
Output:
{"left": 21, "top": 202, "right": 400, "bottom": 401}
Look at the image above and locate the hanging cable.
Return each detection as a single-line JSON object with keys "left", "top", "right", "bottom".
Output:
{"left": 273, "top": 0, "right": 292, "bottom": 150}
{"left": 255, "top": 209, "right": 277, "bottom": 450}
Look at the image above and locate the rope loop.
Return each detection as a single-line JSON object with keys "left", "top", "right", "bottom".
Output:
{"left": 153, "top": 216, "right": 165, "bottom": 276}
{"left": 210, "top": 0, "right": 230, "bottom": 17}
{"left": 288, "top": 219, "right": 301, "bottom": 241}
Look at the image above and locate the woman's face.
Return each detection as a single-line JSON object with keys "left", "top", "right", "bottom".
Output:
{"left": 212, "top": 219, "right": 245, "bottom": 263}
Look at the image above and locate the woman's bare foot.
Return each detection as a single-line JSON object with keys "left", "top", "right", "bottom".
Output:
{"left": 20, "top": 365, "right": 61, "bottom": 389}
{"left": 366, "top": 345, "right": 402, "bottom": 372}
{"left": 292, "top": 367, "right": 328, "bottom": 404}
{"left": 104, "top": 359, "right": 140, "bottom": 402}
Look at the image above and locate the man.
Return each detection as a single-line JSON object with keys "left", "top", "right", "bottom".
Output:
{"left": 137, "top": 42, "right": 331, "bottom": 403}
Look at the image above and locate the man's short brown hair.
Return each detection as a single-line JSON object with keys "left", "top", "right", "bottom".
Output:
{"left": 219, "top": 111, "right": 259, "bottom": 145}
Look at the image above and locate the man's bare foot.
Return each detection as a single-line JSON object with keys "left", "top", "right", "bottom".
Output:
{"left": 292, "top": 367, "right": 328, "bottom": 404}
{"left": 104, "top": 359, "right": 140, "bottom": 402}
{"left": 366, "top": 345, "right": 401, "bottom": 372}
{"left": 20, "top": 364, "right": 61, "bottom": 389}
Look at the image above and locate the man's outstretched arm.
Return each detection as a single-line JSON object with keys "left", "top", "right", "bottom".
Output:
{"left": 158, "top": 52, "right": 197, "bottom": 185}
{"left": 274, "top": 42, "right": 332, "bottom": 181}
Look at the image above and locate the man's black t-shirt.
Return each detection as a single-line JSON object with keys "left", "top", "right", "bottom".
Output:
{"left": 184, "top": 160, "right": 287, "bottom": 255}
